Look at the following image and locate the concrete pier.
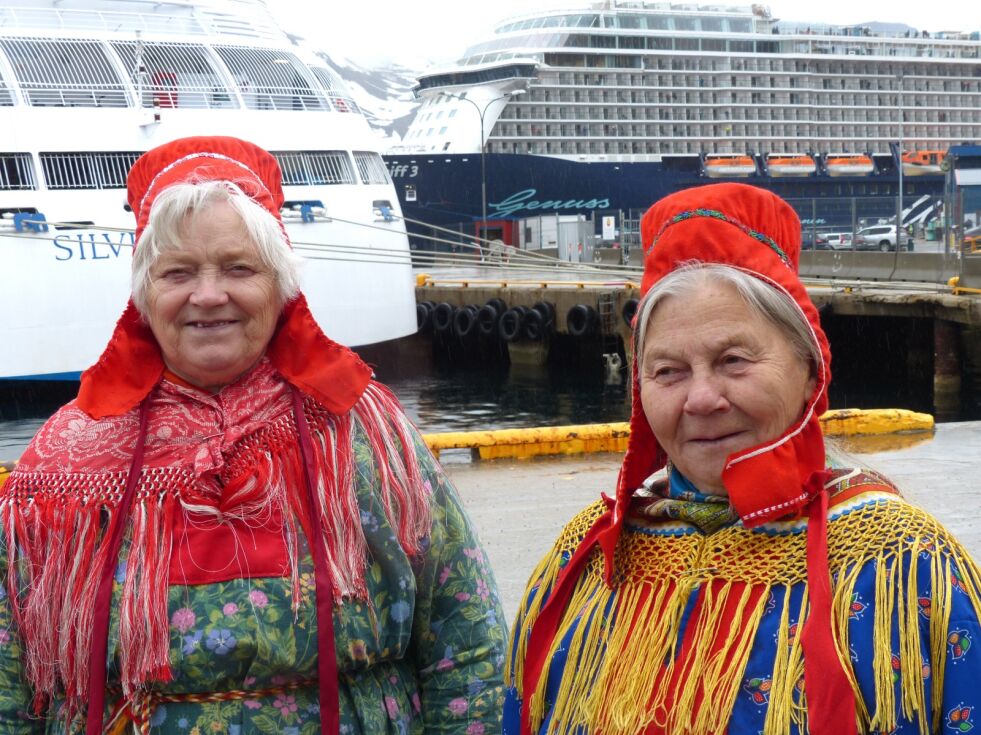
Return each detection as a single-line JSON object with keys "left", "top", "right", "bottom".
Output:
{"left": 448, "top": 422, "right": 981, "bottom": 621}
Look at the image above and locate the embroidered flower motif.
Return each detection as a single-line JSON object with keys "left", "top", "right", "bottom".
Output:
{"left": 848, "top": 593, "right": 867, "bottom": 620}
{"left": 475, "top": 579, "right": 490, "bottom": 602}
{"left": 349, "top": 639, "right": 369, "bottom": 661}
{"left": 463, "top": 547, "right": 485, "bottom": 565}
{"left": 438, "top": 566, "right": 452, "bottom": 585}
{"left": 222, "top": 602, "right": 239, "bottom": 616}
{"left": 466, "top": 724, "right": 486, "bottom": 735}
{"left": 150, "top": 704, "right": 168, "bottom": 727}
{"left": 947, "top": 703, "right": 974, "bottom": 732}
{"left": 744, "top": 676, "right": 772, "bottom": 706}
{"left": 952, "top": 566, "right": 968, "bottom": 594}
{"left": 249, "top": 589, "right": 269, "bottom": 608}
{"left": 384, "top": 696, "right": 400, "bottom": 719}
{"left": 949, "top": 630, "right": 972, "bottom": 660}
{"left": 391, "top": 600, "right": 412, "bottom": 623}
{"left": 171, "top": 608, "right": 196, "bottom": 633}
{"left": 447, "top": 698, "right": 468, "bottom": 716}
{"left": 917, "top": 595, "right": 932, "bottom": 620}
{"left": 181, "top": 630, "right": 203, "bottom": 655}
{"left": 205, "top": 628, "right": 237, "bottom": 655}
{"left": 891, "top": 653, "right": 902, "bottom": 684}
{"left": 274, "top": 694, "right": 298, "bottom": 717}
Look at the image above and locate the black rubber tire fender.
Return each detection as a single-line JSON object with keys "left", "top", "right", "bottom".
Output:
{"left": 622, "top": 298, "right": 639, "bottom": 328}
{"left": 566, "top": 303, "right": 597, "bottom": 337}
{"left": 416, "top": 300, "right": 435, "bottom": 333}
{"left": 498, "top": 306, "right": 526, "bottom": 343}
{"left": 432, "top": 302, "right": 455, "bottom": 333}
{"left": 453, "top": 305, "right": 479, "bottom": 339}
{"left": 477, "top": 303, "right": 502, "bottom": 337}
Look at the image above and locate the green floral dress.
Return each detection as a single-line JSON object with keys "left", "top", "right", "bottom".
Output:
{"left": 0, "top": 419, "right": 506, "bottom": 734}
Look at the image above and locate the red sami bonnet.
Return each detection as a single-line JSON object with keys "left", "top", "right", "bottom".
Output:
{"left": 521, "top": 183, "right": 855, "bottom": 735}
{"left": 76, "top": 135, "right": 371, "bottom": 418}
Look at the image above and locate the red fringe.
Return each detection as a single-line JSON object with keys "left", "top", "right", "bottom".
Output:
{"left": 1, "top": 382, "right": 430, "bottom": 716}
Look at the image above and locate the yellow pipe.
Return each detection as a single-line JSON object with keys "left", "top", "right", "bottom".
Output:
{"left": 422, "top": 409, "right": 934, "bottom": 460}
{"left": 0, "top": 409, "right": 935, "bottom": 485}
{"left": 418, "top": 279, "right": 639, "bottom": 289}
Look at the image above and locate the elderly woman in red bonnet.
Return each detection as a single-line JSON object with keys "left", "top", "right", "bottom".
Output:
{"left": 0, "top": 137, "right": 506, "bottom": 734}
{"left": 503, "top": 183, "right": 981, "bottom": 735}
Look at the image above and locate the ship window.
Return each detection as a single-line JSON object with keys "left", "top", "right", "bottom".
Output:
{"left": 272, "top": 151, "right": 357, "bottom": 185}
{"left": 0, "top": 66, "right": 12, "bottom": 106}
{"left": 353, "top": 151, "right": 391, "bottom": 185}
{"left": 1, "top": 38, "right": 129, "bottom": 107}
{"left": 309, "top": 67, "right": 361, "bottom": 114}
{"left": 0, "top": 153, "right": 36, "bottom": 190}
{"left": 111, "top": 41, "right": 235, "bottom": 110}
{"left": 39, "top": 152, "right": 142, "bottom": 189}
{"left": 213, "top": 46, "right": 327, "bottom": 111}
{"left": 672, "top": 16, "right": 696, "bottom": 31}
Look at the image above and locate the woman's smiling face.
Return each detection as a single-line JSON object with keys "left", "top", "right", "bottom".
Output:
{"left": 145, "top": 199, "right": 281, "bottom": 392}
{"left": 639, "top": 279, "right": 815, "bottom": 495}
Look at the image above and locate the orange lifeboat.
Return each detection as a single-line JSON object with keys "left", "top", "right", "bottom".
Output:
{"left": 766, "top": 153, "right": 816, "bottom": 177}
{"left": 902, "top": 149, "right": 946, "bottom": 176}
{"left": 704, "top": 154, "right": 756, "bottom": 178}
{"left": 825, "top": 153, "right": 874, "bottom": 177}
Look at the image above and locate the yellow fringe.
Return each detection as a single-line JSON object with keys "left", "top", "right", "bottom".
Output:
{"left": 509, "top": 492, "right": 981, "bottom": 735}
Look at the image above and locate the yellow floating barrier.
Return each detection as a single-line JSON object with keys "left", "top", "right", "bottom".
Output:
{"left": 422, "top": 408, "right": 935, "bottom": 460}
{"left": 0, "top": 409, "right": 936, "bottom": 486}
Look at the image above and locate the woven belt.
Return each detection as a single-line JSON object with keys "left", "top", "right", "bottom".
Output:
{"left": 103, "top": 677, "right": 317, "bottom": 734}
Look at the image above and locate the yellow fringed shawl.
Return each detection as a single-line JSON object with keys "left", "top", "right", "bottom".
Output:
{"left": 506, "top": 476, "right": 981, "bottom": 735}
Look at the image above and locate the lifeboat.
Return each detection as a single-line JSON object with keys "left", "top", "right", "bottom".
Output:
{"left": 766, "top": 153, "right": 816, "bottom": 177}
{"left": 825, "top": 153, "right": 874, "bottom": 177}
{"left": 704, "top": 154, "right": 756, "bottom": 178}
{"left": 902, "top": 149, "right": 947, "bottom": 176}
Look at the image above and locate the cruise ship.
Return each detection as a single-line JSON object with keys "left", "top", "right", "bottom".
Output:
{"left": 0, "top": 0, "right": 416, "bottom": 380}
{"left": 386, "top": 2, "right": 981, "bottom": 248}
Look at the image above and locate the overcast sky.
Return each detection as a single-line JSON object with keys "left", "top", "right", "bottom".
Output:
{"left": 269, "top": 0, "right": 981, "bottom": 67}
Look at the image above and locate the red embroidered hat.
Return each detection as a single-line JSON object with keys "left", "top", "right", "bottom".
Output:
{"left": 76, "top": 135, "right": 371, "bottom": 418}
{"left": 521, "top": 183, "right": 854, "bottom": 735}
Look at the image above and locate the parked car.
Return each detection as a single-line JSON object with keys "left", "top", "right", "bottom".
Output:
{"left": 854, "top": 225, "right": 913, "bottom": 252}
{"left": 801, "top": 231, "right": 833, "bottom": 250}
{"left": 821, "top": 232, "right": 854, "bottom": 249}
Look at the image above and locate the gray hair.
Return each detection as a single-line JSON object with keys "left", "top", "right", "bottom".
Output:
{"left": 131, "top": 180, "right": 302, "bottom": 315}
{"left": 635, "top": 262, "right": 820, "bottom": 373}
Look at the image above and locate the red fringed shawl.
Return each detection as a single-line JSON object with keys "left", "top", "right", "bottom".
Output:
{"left": 1, "top": 360, "right": 430, "bottom": 717}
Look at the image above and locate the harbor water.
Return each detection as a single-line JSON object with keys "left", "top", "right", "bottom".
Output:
{"left": 0, "top": 360, "right": 632, "bottom": 462}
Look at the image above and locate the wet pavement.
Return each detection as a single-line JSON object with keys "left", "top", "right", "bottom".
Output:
{"left": 447, "top": 421, "right": 981, "bottom": 622}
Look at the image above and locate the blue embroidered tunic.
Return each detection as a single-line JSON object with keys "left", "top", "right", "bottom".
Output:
{"left": 504, "top": 469, "right": 981, "bottom": 735}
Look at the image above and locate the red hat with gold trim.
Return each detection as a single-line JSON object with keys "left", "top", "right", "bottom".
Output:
{"left": 76, "top": 136, "right": 370, "bottom": 418}
{"left": 521, "top": 183, "right": 855, "bottom": 735}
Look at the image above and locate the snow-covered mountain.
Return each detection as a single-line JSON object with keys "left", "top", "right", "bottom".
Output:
{"left": 316, "top": 53, "right": 424, "bottom": 150}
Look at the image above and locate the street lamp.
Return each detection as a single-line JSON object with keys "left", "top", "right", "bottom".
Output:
{"left": 444, "top": 89, "right": 526, "bottom": 237}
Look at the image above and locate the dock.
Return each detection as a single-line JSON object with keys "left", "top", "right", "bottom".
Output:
{"left": 412, "top": 257, "right": 981, "bottom": 421}
{"left": 449, "top": 422, "right": 981, "bottom": 621}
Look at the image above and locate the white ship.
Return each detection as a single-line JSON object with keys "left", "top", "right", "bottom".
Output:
{"left": 395, "top": 2, "right": 981, "bottom": 163}
{"left": 0, "top": 0, "right": 416, "bottom": 380}
{"left": 386, "top": 2, "right": 979, "bottom": 247}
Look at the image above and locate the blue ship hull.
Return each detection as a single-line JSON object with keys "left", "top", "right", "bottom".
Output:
{"left": 384, "top": 152, "right": 944, "bottom": 245}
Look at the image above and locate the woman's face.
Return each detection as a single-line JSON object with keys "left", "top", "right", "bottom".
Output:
{"left": 145, "top": 199, "right": 281, "bottom": 392}
{"left": 639, "top": 280, "right": 816, "bottom": 496}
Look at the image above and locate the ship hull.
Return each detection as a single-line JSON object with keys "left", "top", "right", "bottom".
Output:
{"left": 384, "top": 152, "right": 944, "bottom": 244}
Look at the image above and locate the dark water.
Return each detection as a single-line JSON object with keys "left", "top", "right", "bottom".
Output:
{"left": 0, "top": 363, "right": 631, "bottom": 462}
